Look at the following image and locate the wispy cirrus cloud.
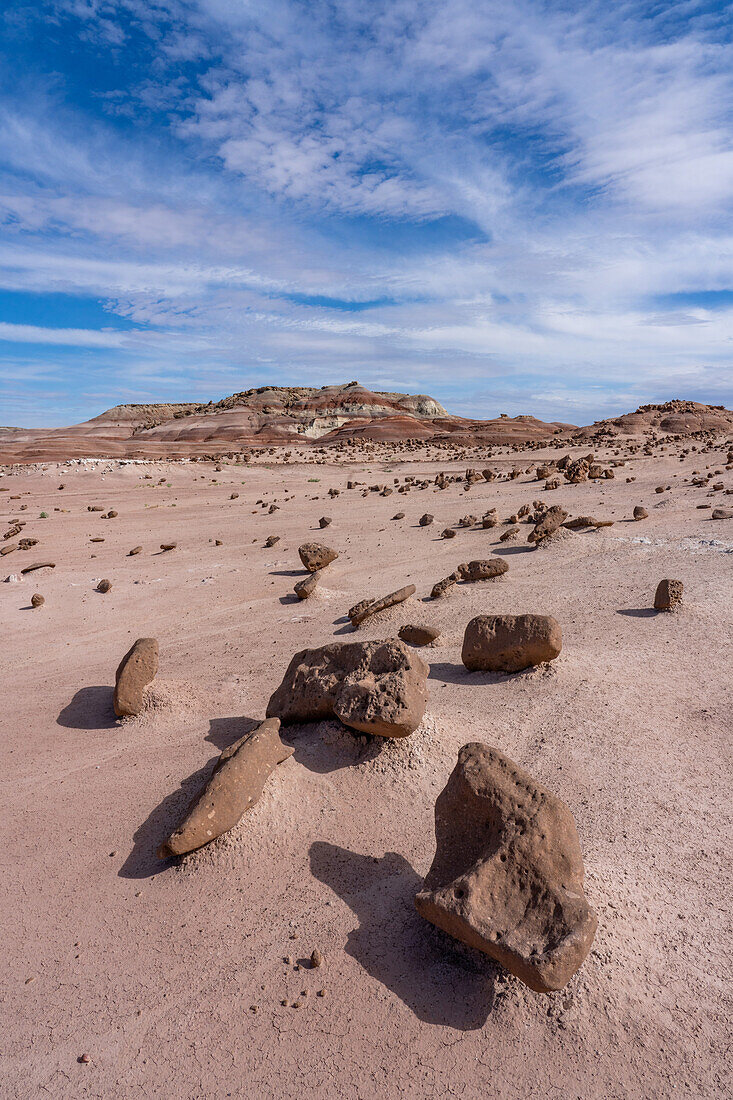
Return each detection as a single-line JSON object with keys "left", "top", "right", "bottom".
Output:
{"left": 0, "top": 0, "right": 730, "bottom": 426}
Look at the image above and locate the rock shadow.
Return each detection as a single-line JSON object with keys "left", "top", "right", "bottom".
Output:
{"left": 428, "top": 663, "right": 514, "bottom": 686}
{"left": 205, "top": 714, "right": 260, "bottom": 751}
{"left": 269, "top": 569, "right": 305, "bottom": 577}
{"left": 617, "top": 607, "right": 659, "bottom": 618}
{"left": 492, "top": 545, "right": 534, "bottom": 555}
{"left": 119, "top": 757, "right": 215, "bottom": 879}
{"left": 309, "top": 842, "right": 498, "bottom": 1029}
{"left": 281, "top": 721, "right": 381, "bottom": 774}
{"left": 57, "top": 685, "right": 118, "bottom": 730}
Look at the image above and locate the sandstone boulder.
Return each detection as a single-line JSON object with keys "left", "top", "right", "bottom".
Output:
{"left": 654, "top": 579, "right": 683, "bottom": 611}
{"left": 157, "top": 718, "right": 294, "bottom": 858}
{"left": 299, "top": 543, "right": 338, "bottom": 572}
{"left": 528, "top": 505, "right": 568, "bottom": 544}
{"left": 294, "top": 572, "right": 320, "bottom": 599}
{"left": 113, "top": 637, "right": 159, "bottom": 718}
{"left": 456, "top": 559, "right": 509, "bottom": 582}
{"left": 414, "top": 742, "right": 597, "bottom": 993}
{"left": 266, "top": 638, "right": 428, "bottom": 738}
{"left": 462, "top": 614, "right": 562, "bottom": 672}
{"left": 399, "top": 624, "right": 441, "bottom": 646}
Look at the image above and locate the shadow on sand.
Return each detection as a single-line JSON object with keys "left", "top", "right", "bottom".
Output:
{"left": 57, "top": 685, "right": 118, "bottom": 730}
{"left": 309, "top": 841, "right": 499, "bottom": 1028}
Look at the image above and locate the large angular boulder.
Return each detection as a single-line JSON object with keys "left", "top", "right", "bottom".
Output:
{"left": 415, "top": 742, "right": 597, "bottom": 993}
{"left": 298, "top": 543, "right": 338, "bottom": 572}
{"left": 267, "top": 638, "right": 428, "bottom": 738}
{"left": 113, "top": 637, "right": 159, "bottom": 717}
{"left": 462, "top": 614, "right": 561, "bottom": 672}
{"left": 157, "top": 718, "right": 294, "bottom": 858}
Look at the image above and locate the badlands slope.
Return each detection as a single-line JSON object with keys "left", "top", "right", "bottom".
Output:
{"left": 1, "top": 406, "right": 731, "bottom": 1099}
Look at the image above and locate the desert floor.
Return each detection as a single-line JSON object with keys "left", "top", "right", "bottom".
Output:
{"left": 1, "top": 442, "right": 731, "bottom": 1099}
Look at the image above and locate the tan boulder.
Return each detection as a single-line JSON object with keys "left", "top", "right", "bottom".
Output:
{"left": 398, "top": 624, "right": 441, "bottom": 646}
{"left": 113, "top": 637, "right": 159, "bottom": 717}
{"left": 654, "top": 579, "right": 683, "bottom": 611}
{"left": 456, "top": 559, "right": 509, "bottom": 582}
{"left": 528, "top": 505, "right": 568, "bottom": 543}
{"left": 462, "top": 614, "right": 562, "bottom": 672}
{"left": 294, "top": 571, "right": 320, "bottom": 599}
{"left": 157, "top": 718, "right": 293, "bottom": 858}
{"left": 266, "top": 638, "right": 428, "bottom": 738}
{"left": 415, "top": 742, "right": 597, "bottom": 993}
{"left": 299, "top": 543, "right": 338, "bottom": 572}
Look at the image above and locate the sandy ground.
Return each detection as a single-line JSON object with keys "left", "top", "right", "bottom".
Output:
{"left": 1, "top": 441, "right": 731, "bottom": 1099}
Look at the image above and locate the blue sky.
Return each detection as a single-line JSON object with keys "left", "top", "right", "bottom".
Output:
{"left": 1, "top": 0, "right": 732, "bottom": 427}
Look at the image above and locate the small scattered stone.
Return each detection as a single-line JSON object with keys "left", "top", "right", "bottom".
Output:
{"left": 319, "top": 517, "right": 332, "bottom": 528}
{"left": 30, "top": 593, "right": 44, "bottom": 608}
{"left": 310, "top": 948, "right": 323, "bottom": 968}
{"left": 96, "top": 579, "right": 112, "bottom": 593}
{"left": 441, "top": 527, "right": 456, "bottom": 539}
{"left": 633, "top": 506, "right": 648, "bottom": 521}
{"left": 419, "top": 514, "right": 434, "bottom": 526}
{"left": 160, "top": 543, "right": 177, "bottom": 551}
{"left": 128, "top": 546, "right": 143, "bottom": 556}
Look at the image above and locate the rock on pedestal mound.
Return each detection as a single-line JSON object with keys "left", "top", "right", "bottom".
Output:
{"left": 415, "top": 742, "right": 597, "bottom": 993}
{"left": 298, "top": 543, "right": 338, "bottom": 572}
{"left": 158, "top": 718, "right": 294, "bottom": 858}
{"left": 113, "top": 637, "right": 159, "bottom": 717}
{"left": 266, "top": 639, "right": 428, "bottom": 738}
{"left": 462, "top": 615, "right": 561, "bottom": 672}
{"left": 654, "top": 579, "right": 683, "bottom": 610}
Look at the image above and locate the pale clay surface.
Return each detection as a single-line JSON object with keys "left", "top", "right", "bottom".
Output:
{"left": 1, "top": 437, "right": 731, "bottom": 1098}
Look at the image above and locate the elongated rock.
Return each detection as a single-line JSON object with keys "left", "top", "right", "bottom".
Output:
{"left": 294, "top": 571, "right": 320, "bottom": 599}
{"left": 157, "top": 718, "right": 293, "bottom": 858}
{"left": 415, "top": 742, "right": 597, "bottom": 993}
{"left": 456, "top": 559, "right": 508, "bottom": 582}
{"left": 267, "top": 638, "right": 428, "bottom": 738}
{"left": 20, "top": 561, "right": 55, "bottom": 574}
{"left": 462, "top": 614, "right": 561, "bottom": 672}
{"left": 528, "top": 505, "right": 568, "bottom": 543}
{"left": 348, "top": 584, "right": 416, "bottom": 626}
{"left": 113, "top": 637, "right": 159, "bottom": 717}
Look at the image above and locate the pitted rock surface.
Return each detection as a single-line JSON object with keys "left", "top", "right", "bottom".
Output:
{"left": 415, "top": 742, "right": 597, "bottom": 993}
{"left": 462, "top": 614, "right": 562, "bottom": 672}
{"left": 267, "top": 638, "right": 428, "bottom": 738}
{"left": 298, "top": 543, "right": 338, "bottom": 572}
{"left": 348, "top": 584, "right": 416, "bottom": 626}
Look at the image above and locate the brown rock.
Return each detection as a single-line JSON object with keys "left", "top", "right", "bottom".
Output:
{"left": 128, "top": 546, "right": 143, "bottom": 556}
{"left": 30, "top": 593, "right": 44, "bottom": 608}
{"left": 499, "top": 526, "right": 519, "bottom": 542}
{"left": 399, "top": 624, "right": 441, "bottom": 646}
{"left": 528, "top": 505, "right": 568, "bottom": 544}
{"left": 113, "top": 637, "right": 159, "bottom": 718}
{"left": 712, "top": 508, "right": 732, "bottom": 520}
{"left": 294, "top": 571, "right": 320, "bottom": 599}
{"left": 482, "top": 515, "right": 498, "bottom": 529}
{"left": 633, "top": 506, "right": 648, "bottom": 521}
{"left": 562, "top": 516, "right": 614, "bottom": 530}
{"left": 414, "top": 742, "right": 597, "bottom": 993}
{"left": 96, "top": 579, "right": 112, "bottom": 593}
{"left": 157, "top": 718, "right": 294, "bottom": 858}
{"left": 265, "top": 535, "right": 280, "bottom": 547}
{"left": 266, "top": 638, "right": 428, "bottom": 739}
{"left": 430, "top": 572, "right": 459, "bottom": 599}
{"left": 348, "top": 584, "right": 416, "bottom": 626}
{"left": 160, "top": 543, "right": 177, "bottom": 551}
{"left": 299, "top": 543, "right": 338, "bottom": 572}
{"left": 462, "top": 614, "right": 562, "bottom": 672}
{"left": 319, "top": 517, "right": 332, "bottom": 528}
{"left": 441, "top": 527, "right": 457, "bottom": 539}
{"left": 654, "top": 579, "right": 683, "bottom": 611}
{"left": 458, "top": 515, "right": 477, "bottom": 528}
{"left": 20, "top": 561, "right": 55, "bottom": 574}
{"left": 456, "top": 559, "right": 509, "bottom": 583}
{"left": 419, "top": 513, "right": 434, "bottom": 526}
